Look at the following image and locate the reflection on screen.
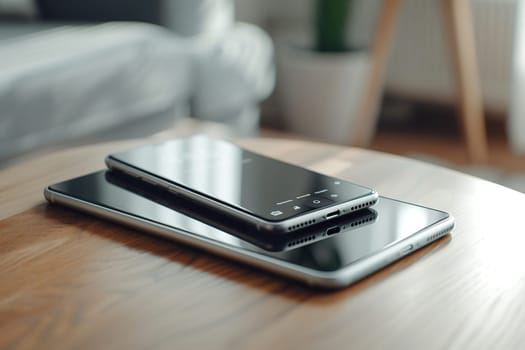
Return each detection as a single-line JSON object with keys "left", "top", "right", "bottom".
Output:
{"left": 50, "top": 172, "right": 449, "bottom": 272}
{"left": 110, "top": 136, "right": 373, "bottom": 221}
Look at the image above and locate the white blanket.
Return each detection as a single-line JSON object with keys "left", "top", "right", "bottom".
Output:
{"left": 0, "top": 22, "right": 192, "bottom": 160}
{"left": 0, "top": 20, "right": 274, "bottom": 162}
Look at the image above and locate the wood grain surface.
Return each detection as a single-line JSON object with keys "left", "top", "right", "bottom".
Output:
{"left": 2, "top": 131, "right": 525, "bottom": 349}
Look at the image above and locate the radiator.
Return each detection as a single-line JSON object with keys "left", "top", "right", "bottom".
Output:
{"left": 386, "top": 0, "right": 517, "bottom": 114}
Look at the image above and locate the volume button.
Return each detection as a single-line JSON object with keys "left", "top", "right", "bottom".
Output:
{"left": 168, "top": 186, "right": 178, "bottom": 194}
{"left": 400, "top": 244, "right": 414, "bottom": 256}
{"left": 142, "top": 177, "right": 157, "bottom": 186}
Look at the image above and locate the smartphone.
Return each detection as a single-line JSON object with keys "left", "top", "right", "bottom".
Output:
{"left": 105, "top": 170, "right": 378, "bottom": 251}
{"left": 44, "top": 171, "right": 455, "bottom": 289}
{"left": 105, "top": 135, "right": 378, "bottom": 234}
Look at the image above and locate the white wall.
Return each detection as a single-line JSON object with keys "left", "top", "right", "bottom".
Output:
{"left": 235, "top": 0, "right": 517, "bottom": 115}
{"left": 387, "top": 0, "right": 516, "bottom": 113}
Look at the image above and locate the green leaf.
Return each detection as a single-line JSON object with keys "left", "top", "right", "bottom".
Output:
{"left": 315, "top": 0, "right": 352, "bottom": 52}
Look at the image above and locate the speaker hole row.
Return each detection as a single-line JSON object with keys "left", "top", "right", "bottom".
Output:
{"left": 350, "top": 201, "right": 375, "bottom": 211}
{"left": 287, "top": 234, "right": 316, "bottom": 247}
{"left": 350, "top": 216, "right": 374, "bottom": 227}
{"left": 288, "top": 219, "right": 317, "bottom": 231}
{"left": 426, "top": 230, "right": 448, "bottom": 242}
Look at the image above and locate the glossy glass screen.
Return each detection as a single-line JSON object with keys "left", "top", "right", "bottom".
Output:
{"left": 49, "top": 171, "right": 450, "bottom": 272}
{"left": 50, "top": 171, "right": 448, "bottom": 271}
{"left": 109, "top": 136, "right": 374, "bottom": 221}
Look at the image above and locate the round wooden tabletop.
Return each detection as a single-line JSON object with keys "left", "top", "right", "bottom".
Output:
{"left": 1, "top": 133, "right": 524, "bottom": 349}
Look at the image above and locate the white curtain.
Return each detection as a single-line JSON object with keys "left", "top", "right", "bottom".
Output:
{"left": 509, "top": 0, "right": 525, "bottom": 153}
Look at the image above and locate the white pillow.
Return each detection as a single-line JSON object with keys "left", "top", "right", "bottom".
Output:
{"left": 0, "top": 22, "right": 193, "bottom": 161}
{"left": 162, "top": 0, "right": 234, "bottom": 37}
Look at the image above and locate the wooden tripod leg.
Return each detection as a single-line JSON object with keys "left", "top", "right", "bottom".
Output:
{"left": 441, "top": 0, "right": 488, "bottom": 163}
{"left": 351, "top": 0, "right": 403, "bottom": 146}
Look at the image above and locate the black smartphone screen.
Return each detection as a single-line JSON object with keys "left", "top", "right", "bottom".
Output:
{"left": 103, "top": 170, "right": 378, "bottom": 251}
{"left": 108, "top": 136, "right": 375, "bottom": 221}
{"left": 48, "top": 171, "right": 450, "bottom": 273}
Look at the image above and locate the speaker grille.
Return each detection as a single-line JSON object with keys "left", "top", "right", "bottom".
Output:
{"left": 349, "top": 215, "right": 375, "bottom": 227}
{"left": 350, "top": 199, "right": 377, "bottom": 211}
{"left": 287, "top": 234, "right": 317, "bottom": 248}
{"left": 426, "top": 229, "right": 449, "bottom": 242}
{"left": 287, "top": 219, "right": 316, "bottom": 232}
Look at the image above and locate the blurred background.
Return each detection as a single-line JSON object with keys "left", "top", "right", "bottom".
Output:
{"left": 1, "top": 0, "right": 525, "bottom": 190}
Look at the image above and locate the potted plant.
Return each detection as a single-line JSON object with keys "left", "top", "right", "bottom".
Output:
{"left": 277, "top": 0, "right": 371, "bottom": 144}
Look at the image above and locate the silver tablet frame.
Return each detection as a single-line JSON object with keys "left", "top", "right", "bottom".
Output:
{"left": 45, "top": 186, "right": 454, "bottom": 289}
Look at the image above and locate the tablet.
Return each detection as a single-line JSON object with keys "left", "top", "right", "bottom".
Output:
{"left": 44, "top": 171, "right": 454, "bottom": 289}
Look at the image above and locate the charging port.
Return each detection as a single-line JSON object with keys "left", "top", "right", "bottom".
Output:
{"left": 326, "top": 210, "right": 340, "bottom": 220}
{"left": 326, "top": 226, "right": 341, "bottom": 236}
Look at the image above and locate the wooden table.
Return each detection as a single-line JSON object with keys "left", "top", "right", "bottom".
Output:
{"left": 2, "top": 134, "right": 525, "bottom": 349}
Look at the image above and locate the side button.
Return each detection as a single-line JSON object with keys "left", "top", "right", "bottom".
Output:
{"left": 400, "top": 244, "right": 414, "bottom": 256}
{"left": 143, "top": 177, "right": 157, "bottom": 186}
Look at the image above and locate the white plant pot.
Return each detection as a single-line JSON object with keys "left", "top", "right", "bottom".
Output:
{"left": 277, "top": 43, "right": 370, "bottom": 145}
